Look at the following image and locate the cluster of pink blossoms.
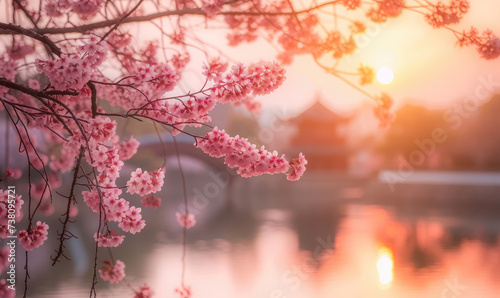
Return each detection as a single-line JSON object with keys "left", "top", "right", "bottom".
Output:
{"left": 374, "top": 93, "right": 395, "bottom": 128}
{"left": 0, "top": 250, "right": 12, "bottom": 298}
{"left": 0, "top": 279, "right": 15, "bottom": 298}
{"left": 133, "top": 284, "right": 154, "bottom": 298}
{"left": 132, "top": 63, "right": 179, "bottom": 98}
{"left": 201, "top": 0, "right": 224, "bottom": 17}
{"left": 94, "top": 231, "right": 125, "bottom": 247}
{"left": 342, "top": 0, "right": 361, "bottom": 10}
{"left": 72, "top": 117, "right": 149, "bottom": 246}
{"left": 287, "top": 153, "right": 308, "bottom": 181}
{"left": 143, "top": 95, "right": 216, "bottom": 136}
{"left": 202, "top": 57, "right": 228, "bottom": 81}
{"left": 83, "top": 187, "right": 144, "bottom": 233}
{"left": 89, "top": 145, "right": 123, "bottom": 181}
{"left": 456, "top": 29, "right": 500, "bottom": 60}
{"left": 104, "top": 61, "right": 286, "bottom": 138}
{"left": 425, "top": 0, "right": 469, "bottom": 28}
{"left": 358, "top": 64, "right": 375, "bottom": 85}
{"left": 0, "top": 54, "right": 17, "bottom": 97}
{"left": 176, "top": 212, "right": 197, "bottom": 229}
{"left": 209, "top": 62, "right": 286, "bottom": 103}
{"left": 0, "top": 189, "right": 24, "bottom": 238}
{"left": 196, "top": 127, "right": 307, "bottom": 180}
{"left": 126, "top": 168, "right": 165, "bottom": 197}
{"left": 115, "top": 136, "right": 140, "bottom": 161}
{"left": 141, "top": 195, "right": 162, "bottom": 209}
{"left": 45, "top": 0, "right": 103, "bottom": 19}
{"left": 72, "top": 0, "right": 104, "bottom": 19}
{"left": 0, "top": 246, "right": 10, "bottom": 273}
{"left": 35, "top": 36, "right": 107, "bottom": 90}
{"left": 175, "top": 285, "right": 191, "bottom": 298}
{"left": 132, "top": 61, "right": 284, "bottom": 136}
{"left": 17, "top": 221, "right": 49, "bottom": 251}
{"left": 99, "top": 63, "right": 179, "bottom": 109}
{"left": 119, "top": 206, "right": 147, "bottom": 234}
{"left": 99, "top": 260, "right": 126, "bottom": 284}
{"left": 88, "top": 116, "right": 117, "bottom": 143}
{"left": 480, "top": 38, "right": 500, "bottom": 60}
{"left": 367, "top": 0, "right": 405, "bottom": 22}
{"left": 323, "top": 31, "right": 356, "bottom": 59}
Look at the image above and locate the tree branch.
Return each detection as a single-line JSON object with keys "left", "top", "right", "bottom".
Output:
{"left": 0, "top": 22, "right": 62, "bottom": 56}
{"left": 51, "top": 147, "right": 84, "bottom": 266}
{"left": 0, "top": 1, "right": 341, "bottom": 36}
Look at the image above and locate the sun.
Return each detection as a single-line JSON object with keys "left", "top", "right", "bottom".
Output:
{"left": 376, "top": 67, "right": 394, "bottom": 85}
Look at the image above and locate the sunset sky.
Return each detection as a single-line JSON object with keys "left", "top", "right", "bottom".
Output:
{"left": 204, "top": 1, "right": 500, "bottom": 116}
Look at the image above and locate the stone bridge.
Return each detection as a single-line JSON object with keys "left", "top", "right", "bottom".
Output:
{"left": 136, "top": 133, "right": 229, "bottom": 172}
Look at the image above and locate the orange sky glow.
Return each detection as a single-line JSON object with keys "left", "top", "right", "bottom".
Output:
{"left": 204, "top": 1, "right": 500, "bottom": 116}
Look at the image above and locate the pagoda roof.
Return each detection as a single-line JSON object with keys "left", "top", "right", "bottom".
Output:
{"left": 289, "top": 99, "right": 348, "bottom": 123}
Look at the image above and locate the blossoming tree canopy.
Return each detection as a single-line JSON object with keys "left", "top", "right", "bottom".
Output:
{"left": 0, "top": 0, "right": 498, "bottom": 297}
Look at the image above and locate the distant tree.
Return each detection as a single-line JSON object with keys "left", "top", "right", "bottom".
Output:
{"left": 445, "top": 94, "right": 500, "bottom": 170}
{"left": 378, "top": 95, "right": 500, "bottom": 171}
{"left": 378, "top": 104, "right": 446, "bottom": 158}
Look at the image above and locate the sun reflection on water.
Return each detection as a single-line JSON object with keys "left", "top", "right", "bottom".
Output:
{"left": 376, "top": 247, "right": 394, "bottom": 287}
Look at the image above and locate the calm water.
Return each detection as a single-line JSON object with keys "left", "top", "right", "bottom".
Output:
{"left": 19, "top": 168, "right": 500, "bottom": 298}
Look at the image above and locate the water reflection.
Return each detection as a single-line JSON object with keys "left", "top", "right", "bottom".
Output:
{"left": 376, "top": 247, "right": 394, "bottom": 287}
{"left": 28, "top": 173, "right": 500, "bottom": 298}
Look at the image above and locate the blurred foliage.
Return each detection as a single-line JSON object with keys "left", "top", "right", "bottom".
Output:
{"left": 378, "top": 94, "right": 500, "bottom": 170}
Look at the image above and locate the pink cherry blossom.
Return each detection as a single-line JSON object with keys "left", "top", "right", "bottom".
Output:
{"left": 479, "top": 37, "right": 500, "bottom": 60}
{"left": 99, "top": 260, "right": 126, "bottom": 284}
{"left": 127, "top": 168, "right": 165, "bottom": 197}
{"left": 69, "top": 205, "right": 79, "bottom": 218}
{"left": 0, "top": 246, "right": 9, "bottom": 273}
{"left": 116, "top": 136, "right": 140, "bottom": 161}
{"left": 7, "top": 41, "right": 33, "bottom": 60}
{"left": 342, "top": 0, "right": 361, "bottom": 10}
{"left": 175, "top": 285, "right": 191, "bottom": 298}
{"left": 18, "top": 221, "right": 49, "bottom": 251}
{"left": 82, "top": 186, "right": 130, "bottom": 222}
{"left": 141, "top": 195, "right": 162, "bottom": 209}
{"left": 0, "top": 279, "right": 15, "bottom": 298}
{"left": 0, "top": 189, "right": 24, "bottom": 238}
{"left": 107, "top": 31, "right": 132, "bottom": 49}
{"left": 72, "top": 0, "right": 104, "bottom": 19}
{"left": 5, "top": 168, "right": 21, "bottom": 179}
{"left": 88, "top": 116, "right": 116, "bottom": 143}
{"left": 94, "top": 231, "right": 125, "bottom": 247}
{"left": 44, "top": 0, "right": 64, "bottom": 17}
{"left": 210, "top": 62, "right": 286, "bottom": 103}
{"left": 35, "top": 37, "right": 107, "bottom": 91}
{"left": 133, "top": 284, "right": 154, "bottom": 298}
{"left": 425, "top": 0, "right": 469, "bottom": 28}
{"left": 118, "top": 206, "right": 146, "bottom": 234}
{"left": 247, "top": 61, "right": 286, "bottom": 96}
{"left": 0, "top": 54, "right": 17, "bottom": 96}
{"left": 202, "top": 57, "right": 228, "bottom": 81}
{"left": 196, "top": 127, "right": 296, "bottom": 178}
{"left": 176, "top": 212, "right": 196, "bottom": 229}
{"left": 286, "top": 153, "right": 308, "bottom": 181}
{"left": 201, "top": 0, "right": 224, "bottom": 17}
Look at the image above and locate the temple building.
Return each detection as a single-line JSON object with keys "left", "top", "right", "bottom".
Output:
{"left": 287, "top": 99, "right": 352, "bottom": 170}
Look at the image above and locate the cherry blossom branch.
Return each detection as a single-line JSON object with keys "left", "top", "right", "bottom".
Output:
{"left": 88, "top": 82, "right": 98, "bottom": 118}
{"left": 0, "top": 78, "right": 76, "bottom": 136}
{"left": 100, "top": 0, "right": 145, "bottom": 42}
{"left": 51, "top": 147, "right": 84, "bottom": 265}
{"left": 0, "top": 22, "right": 62, "bottom": 56}
{"left": 0, "top": 1, "right": 342, "bottom": 36}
